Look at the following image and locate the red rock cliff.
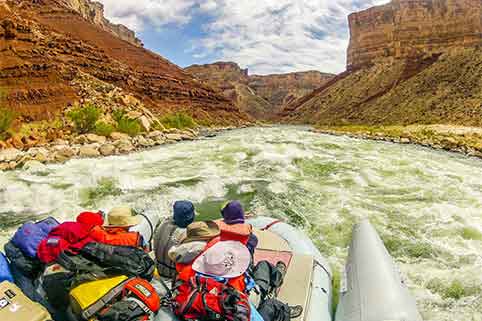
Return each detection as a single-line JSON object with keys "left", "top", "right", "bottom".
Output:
{"left": 347, "top": 0, "right": 482, "bottom": 69}
{"left": 0, "top": 0, "right": 247, "bottom": 124}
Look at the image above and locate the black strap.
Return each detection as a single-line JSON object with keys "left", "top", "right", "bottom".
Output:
{"left": 136, "top": 211, "right": 154, "bottom": 250}
{"left": 181, "top": 289, "right": 199, "bottom": 315}
{"left": 157, "top": 260, "right": 176, "bottom": 271}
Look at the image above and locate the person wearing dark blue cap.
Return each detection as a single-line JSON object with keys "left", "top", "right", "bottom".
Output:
{"left": 154, "top": 200, "right": 196, "bottom": 279}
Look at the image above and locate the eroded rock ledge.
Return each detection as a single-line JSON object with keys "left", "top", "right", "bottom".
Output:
{"left": 348, "top": 0, "right": 482, "bottom": 69}
{"left": 58, "top": 0, "right": 143, "bottom": 47}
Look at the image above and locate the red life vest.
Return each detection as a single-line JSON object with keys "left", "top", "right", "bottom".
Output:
{"left": 215, "top": 220, "right": 252, "bottom": 245}
{"left": 173, "top": 264, "right": 251, "bottom": 321}
{"left": 176, "top": 263, "right": 247, "bottom": 294}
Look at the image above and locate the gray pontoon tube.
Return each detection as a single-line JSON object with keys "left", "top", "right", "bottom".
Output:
{"left": 336, "top": 219, "right": 422, "bottom": 321}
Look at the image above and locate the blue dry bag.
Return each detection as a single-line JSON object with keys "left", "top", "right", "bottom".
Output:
{"left": 0, "top": 252, "right": 14, "bottom": 283}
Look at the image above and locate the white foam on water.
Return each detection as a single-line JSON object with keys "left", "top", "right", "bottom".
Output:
{"left": 0, "top": 126, "right": 481, "bottom": 320}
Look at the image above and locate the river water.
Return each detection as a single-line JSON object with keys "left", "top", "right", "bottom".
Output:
{"left": 0, "top": 126, "right": 481, "bottom": 320}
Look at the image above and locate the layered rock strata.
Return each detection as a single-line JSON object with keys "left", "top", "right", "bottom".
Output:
{"left": 185, "top": 62, "right": 334, "bottom": 119}
{"left": 59, "top": 0, "right": 143, "bottom": 47}
{"left": 348, "top": 0, "right": 482, "bottom": 69}
{"left": 0, "top": 0, "right": 247, "bottom": 125}
{"left": 282, "top": 0, "right": 482, "bottom": 126}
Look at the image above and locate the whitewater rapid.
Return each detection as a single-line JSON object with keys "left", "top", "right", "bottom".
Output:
{"left": 0, "top": 126, "right": 481, "bottom": 320}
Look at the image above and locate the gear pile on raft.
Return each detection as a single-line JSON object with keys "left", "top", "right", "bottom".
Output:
{"left": 0, "top": 201, "right": 303, "bottom": 321}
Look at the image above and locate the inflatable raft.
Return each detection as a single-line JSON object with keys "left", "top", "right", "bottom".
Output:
{"left": 143, "top": 216, "right": 422, "bottom": 321}
{"left": 152, "top": 216, "right": 334, "bottom": 321}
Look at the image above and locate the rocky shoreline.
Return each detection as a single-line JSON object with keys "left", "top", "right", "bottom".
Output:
{"left": 314, "top": 126, "right": 482, "bottom": 160}
{"left": 0, "top": 126, "right": 241, "bottom": 171}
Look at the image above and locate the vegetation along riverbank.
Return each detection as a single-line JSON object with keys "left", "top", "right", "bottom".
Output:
{"left": 315, "top": 125, "right": 482, "bottom": 159}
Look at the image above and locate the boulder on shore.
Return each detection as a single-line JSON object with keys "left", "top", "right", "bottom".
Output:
{"left": 99, "top": 144, "right": 116, "bottom": 156}
{"left": 86, "top": 134, "right": 107, "bottom": 144}
{"left": 110, "top": 132, "right": 130, "bottom": 141}
{"left": 115, "top": 139, "right": 134, "bottom": 153}
{"left": 79, "top": 146, "right": 101, "bottom": 157}
{"left": 0, "top": 148, "right": 21, "bottom": 162}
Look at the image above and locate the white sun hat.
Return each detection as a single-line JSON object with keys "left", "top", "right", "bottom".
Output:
{"left": 192, "top": 240, "right": 251, "bottom": 279}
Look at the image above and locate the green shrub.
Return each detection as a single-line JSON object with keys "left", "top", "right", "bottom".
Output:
{"left": 112, "top": 109, "right": 127, "bottom": 123}
{"left": 160, "top": 112, "right": 197, "bottom": 129}
{"left": 117, "top": 117, "right": 141, "bottom": 137}
{"left": 67, "top": 104, "right": 101, "bottom": 134}
{"left": 0, "top": 89, "right": 14, "bottom": 140}
{"left": 95, "top": 121, "right": 115, "bottom": 137}
{"left": 0, "top": 108, "right": 14, "bottom": 140}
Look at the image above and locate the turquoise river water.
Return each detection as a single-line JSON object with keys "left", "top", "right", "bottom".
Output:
{"left": 0, "top": 126, "right": 481, "bottom": 320}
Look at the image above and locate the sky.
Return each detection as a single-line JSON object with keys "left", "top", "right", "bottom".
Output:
{"left": 97, "top": 0, "right": 390, "bottom": 75}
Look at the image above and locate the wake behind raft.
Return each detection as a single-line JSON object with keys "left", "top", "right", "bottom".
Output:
{"left": 0, "top": 215, "right": 422, "bottom": 321}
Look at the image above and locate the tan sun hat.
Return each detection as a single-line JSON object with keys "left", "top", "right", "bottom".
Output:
{"left": 105, "top": 207, "right": 141, "bottom": 227}
{"left": 181, "top": 221, "right": 220, "bottom": 244}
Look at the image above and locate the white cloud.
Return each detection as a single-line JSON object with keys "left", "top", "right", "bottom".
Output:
{"left": 97, "top": 0, "right": 391, "bottom": 74}
{"left": 97, "top": 0, "right": 197, "bottom": 31}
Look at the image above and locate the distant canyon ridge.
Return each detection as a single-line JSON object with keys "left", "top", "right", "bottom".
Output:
{"left": 1, "top": 0, "right": 482, "bottom": 134}
{"left": 185, "top": 62, "right": 334, "bottom": 119}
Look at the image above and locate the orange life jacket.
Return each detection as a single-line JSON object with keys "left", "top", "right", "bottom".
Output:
{"left": 89, "top": 226, "right": 143, "bottom": 248}
{"left": 215, "top": 220, "right": 252, "bottom": 245}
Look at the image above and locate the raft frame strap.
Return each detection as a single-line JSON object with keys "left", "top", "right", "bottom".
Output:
{"left": 261, "top": 220, "right": 283, "bottom": 231}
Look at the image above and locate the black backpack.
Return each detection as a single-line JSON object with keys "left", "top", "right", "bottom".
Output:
{"left": 4, "top": 241, "right": 43, "bottom": 278}
{"left": 44, "top": 253, "right": 109, "bottom": 309}
{"left": 80, "top": 243, "right": 155, "bottom": 281}
{"left": 252, "top": 261, "right": 284, "bottom": 301}
{"left": 257, "top": 299, "right": 291, "bottom": 321}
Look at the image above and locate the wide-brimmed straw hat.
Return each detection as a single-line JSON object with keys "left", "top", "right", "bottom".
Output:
{"left": 105, "top": 207, "right": 140, "bottom": 227}
{"left": 181, "top": 221, "right": 220, "bottom": 244}
{"left": 192, "top": 240, "right": 250, "bottom": 278}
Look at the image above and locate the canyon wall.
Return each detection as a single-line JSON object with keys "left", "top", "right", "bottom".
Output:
{"left": 282, "top": 0, "right": 482, "bottom": 126}
{"left": 0, "top": 0, "right": 247, "bottom": 124}
{"left": 186, "top": 62, "right": 334, "bottom": 119}
{"left": 59, "top": 0, "right": 143, "bottom": 47}
{"left": 347, "top": 0, "right": 482, "bottom": 69}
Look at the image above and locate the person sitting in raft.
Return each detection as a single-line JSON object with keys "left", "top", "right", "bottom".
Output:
{"left": 215, "top": 200, "right": 258, "bottom": 254}
{"left": 153, "top": 200, "right": 196, "bottom": 279}
{"left": 168, "top": 221, "right": 220, "bottom": 264}
{"left": 173, "top": 239, "right": 257, "bottom": 321}
{"left": 89, "top": 207, "right": 145, "bottom": 248}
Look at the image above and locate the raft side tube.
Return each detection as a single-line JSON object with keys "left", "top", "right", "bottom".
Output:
{"left": 249, "top": 217, "right": 333, "bottom": 321}
{"left": 335, "top": 219, "right": 422, "bottom": 321}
